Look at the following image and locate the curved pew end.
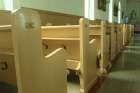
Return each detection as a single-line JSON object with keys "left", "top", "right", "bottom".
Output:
{"left": 79, "top": 18, "right": 97, "bottom": 93}
{"left": 12, "top": 7, "right": 67, "bottom": 93}
{"left": 44, "top": 48, "right": 67, "bottom": 93}
{"left": 89, "top": 20, "right": 111, "bottom": 76}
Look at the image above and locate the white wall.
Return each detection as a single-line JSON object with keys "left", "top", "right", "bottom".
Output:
{"left": 13, "top": 0, "right": 20, "bottom": 10}
{"left": 126, "top": 0, "right": 140, "bottom": 24}
{"left": 19, "top": 0, "right": 84, "bottom": 16}
{"left": 108, "top": 0, "right": 126, "bottom": 23}
{"left": 86, "top": 0, "right": 125, "bottom": 22}
{"left": 94, "top": 0, "right": 109, "bottom": 21}
{"left": 85, "top": 0, "right": 110, "bottom": 21}
{"left": 4, "top": 0, "right": 13, "bottom": 10}
{"left": 10, "top": 0, "right": 127, "bottom": 23}
{"left": 0, "top": 0, "right": 4, "bottom": 9}
{"left": 0, "top": 0, "right": 13, "bottom": 10}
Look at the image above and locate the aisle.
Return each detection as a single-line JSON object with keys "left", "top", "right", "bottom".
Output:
{"left": 97, "top": 34, "right": 140, "bottom": 93}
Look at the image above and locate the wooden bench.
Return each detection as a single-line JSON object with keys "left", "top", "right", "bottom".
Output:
{"left": 37, "top": 9, "right": 81, "bottom": 26}
{"left": 128, "top": 24, "right": 134, "bottom": 40}
{"left": 109, "top": 23, "right": 117, "bottom": 61}
{"left": 120, "top": 24, "right": 124, "bottom": 50}
{"left": 41, "top": 18, "right": 97, "bottom": 93}
{"left": 116, "top": 24, "right": 123, "bottom": 54}
{"left": 107, "top": 23, "right": 113, "bottom": 61}
{"left": 0, "top": 10, "right": 17, "bottom": 86}
{"left": 113, "top": 24, "right": 120, "bottom": 57}
{"left": 122, "top": 24, "right": 131, "bottom": 45}
{"left": 89, "top": 20, "right": 111, "bottom": 74}
{"left": 122, "top": 24, "right": 127, "bottom": 45}
{"left": 130, "top": 24, "right": 134, "bottom": 37}
{"left": 0, "top": 8, "right": 68, "bottom": 93}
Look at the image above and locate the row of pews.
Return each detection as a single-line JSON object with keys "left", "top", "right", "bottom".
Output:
{"left": 0, "top": 8, "right": 134, "bottom": 93}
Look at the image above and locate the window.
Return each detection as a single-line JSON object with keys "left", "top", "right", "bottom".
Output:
{"left": 118, "top": 1, "right": 121, "bottom": 23}
{"left": 85, "top": 0, "right": 95, "bottom": 20}
{"left": 4, "top": 0, "right": 13, "bottom": 10}
{"left": 109, "top": 0, "right": 113, "bottom": 22}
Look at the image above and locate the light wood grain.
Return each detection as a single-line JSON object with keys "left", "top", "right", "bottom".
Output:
{"left": 41, "top": 18, "right": 97, "bottom": 93}
{"left": 12, "top": 8, "right": 67, "bottom": 93}
{"left": 0, "top": 10, "right": 11, "bottom": 25}
{"left": 0, "top": 11, "right": 16, "bottom": 86}
{"left": 89, "top": 20, "right": 110, "bottom": 74}
{"left": 0, "top": 25, "right": 12, "bottom": 30}
{"left": 110, "top": 23, "right": 117, "bottom": 61}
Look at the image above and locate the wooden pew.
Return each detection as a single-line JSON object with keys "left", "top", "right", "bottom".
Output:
{"left": 107, "top": 23, "right": 114, "bottom": 61}
{"left": 109, "top": 23, "right": 117, "bottom": 61}
{"left": 113, "top": 24, "right": 119, "bottom": 56}
{"left": 120, "top": 24, "right": 124, "bottom": 50}
{"left": 0, "top": 10, "right": 17, "bottom": 86}
{"left": 37, "top": 9, "right": 81, "bottom": 26}
{"left": 41, "top": 18, "right": 97, "bottom": 93}
{"left": 0, "top": 8, "right": 68, "bottom": 93}
{"left": 122, "top": 24, "right": 127, "bottom": 46}
{"left": 0, "top": 10, "right": 11, "bottom": 25}
{"left": 89, "top": 20, "right": 111, "bottom": 74}
{"left": 127, "top": 24, "right": 132, "bottom": 43}
{"left": 116, "top": 24, "right": 123, "bottom": 54}
{"left": 128, "top": 24, "right": 134, "bottom": 40}
{"left": 131, "top": 25, "right": 135, "bottom": 37}
{"left": 122, "top": 24, "right": 131, "bottom": 45}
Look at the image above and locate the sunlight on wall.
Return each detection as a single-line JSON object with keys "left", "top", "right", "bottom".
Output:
{"left": 85, "top": 0, "right": 95, "bottom": 20}
{"left": 85, "top": 0, "right": 90, "bottom": 18}
{"left": 4, "top": 0, "right": 13, "bottom": 10}
{"left": 118, "top": 1, "right": 121, "bottom": 23}
{"left": 109, "top": 0, "right": 113, "bottom": 22}
{"left": 0, "top": 0, "right": 4, "bottom": 9}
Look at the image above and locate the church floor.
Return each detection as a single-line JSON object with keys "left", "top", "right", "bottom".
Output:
{"left": 93, "top": 34, "right": 140, "bottom": 93}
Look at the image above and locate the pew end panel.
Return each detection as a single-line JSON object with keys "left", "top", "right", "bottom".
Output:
{"left": 101, "top": 21, "right": 110, "bottom": 72}
{"left": 79, "top": 19, "right": 97, "bottom": 93}
{"left": 89, "top": 20, "right": 110, "bottom": 74}
{"left": 122, "top": 24, "right": 130, "bottom": 46}
{"left": 42, "top": 48, "right": 67, "bottom": 93}
{"left": 106, "top": 23, "right": 112, "bottom": 61}
{"left": 122, "top": 24, "right": 127, "bottom": 46}
{"left": 12, "top": 8, "right": 67, "bottom": 93}
{"left": 110, "top": 24, "right": 117, "bottom": 61}
{"left": 113, "top": 24, "right": 118, "bottom": 57}
{"left": 120, "top": 24, "right": 124, "bottom": 50}
{"left": 116, "top": 24, "right": 123, "bottom": 54}
{"left": 107, "top": 23, "right": 115, "bottom": 61}
{"left": 89, "top": 26, "right": 101, "bottom": 69}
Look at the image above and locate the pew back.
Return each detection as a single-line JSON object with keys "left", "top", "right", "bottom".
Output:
{"left": 41, "top": 18, "right": 97, "bottom": 93}
{"left": 37, "top": 10, "right": 81, "bottom": 26}
{"left": 0, "top": 10, "right": 17, "bottom": 86}
{"left": 89, "top": 20, "right": 110, "bottom": 73}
